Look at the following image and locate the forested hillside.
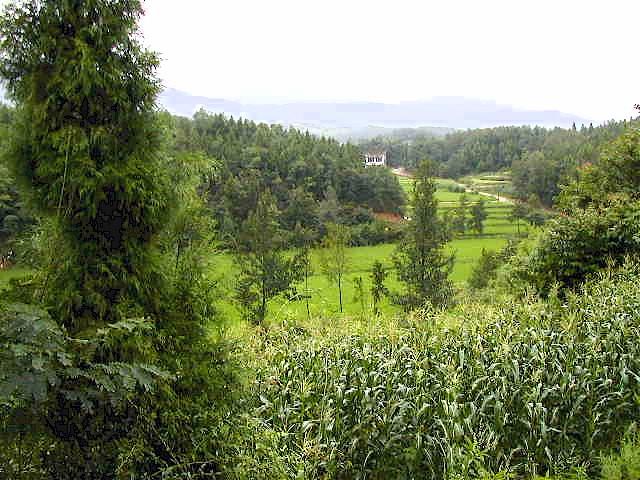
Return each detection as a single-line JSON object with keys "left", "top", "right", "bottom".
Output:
{"left": 170, "top": 112, "right": 406, "bottom": 245}
{"left": 0, "top": 107, "right": 407, "bottom": 254}
{"left": 361, "top": 121, "right": 635, "bottom": 206}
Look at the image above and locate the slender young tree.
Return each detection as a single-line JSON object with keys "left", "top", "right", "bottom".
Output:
{"left": 235, "top": 191, "right": 304, "bottom": 324}
{"left": 452, "top": 193, "right": 469, "bottom": 235}
{"left": 393, "top": 159, "right": 453, "bottom": 310}
{"left": 509, "top": 202, "right": 529, "bottom": 237}
{"left": 469, "top": 198, "right": 488, "bottom": 235}
{"left": 292, "top": 222, "right": 315, "bottom": 321}
{"left": 320, "top": 222, "right": 350, "bottom": 313}
{"left": 370, "top": 260, "right": 388, "bottom": 317}
{"left": 353, "top": 275, "right": 366, "bottom": 317}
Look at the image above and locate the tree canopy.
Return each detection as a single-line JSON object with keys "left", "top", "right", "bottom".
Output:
{"left": 171, "top": 111, "right": 407, "bottom": 245}
{"left": 393, "top": 160, "right": 453, "bottom": 309}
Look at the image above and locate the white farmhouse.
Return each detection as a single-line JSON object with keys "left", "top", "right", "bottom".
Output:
{"left": 363, "top": 150, "right": 387, "bottom": 167}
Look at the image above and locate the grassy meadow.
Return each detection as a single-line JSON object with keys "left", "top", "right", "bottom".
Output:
{"left": 213, "top": 175, "right": 524, "bottom": 328}
{"left": 0, "top": 175, "right": 524, "bottom": 328}
{"left": 0, "top": 266, "right": 30, "bottom": 290}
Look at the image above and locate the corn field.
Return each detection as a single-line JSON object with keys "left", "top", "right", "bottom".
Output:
{"left": 250, "top": 264, "right": 640, "bottom": 479}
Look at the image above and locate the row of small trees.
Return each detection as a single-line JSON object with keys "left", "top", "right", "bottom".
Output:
{"left": 233, "top": 159, "right": 455, "bottom": 324}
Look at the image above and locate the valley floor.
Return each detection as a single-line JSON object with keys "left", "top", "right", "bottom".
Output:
{"left": 213, "top": 179, "right": 527, "bottom": 329}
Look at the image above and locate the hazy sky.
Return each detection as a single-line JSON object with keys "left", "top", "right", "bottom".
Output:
{"left": 139, "top": 0, "right": 639, "bottom": 122}
{"left": 0, "top": 0, "right": 635, "bottom": 121}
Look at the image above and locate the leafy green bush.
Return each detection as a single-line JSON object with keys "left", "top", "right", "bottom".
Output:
{"left": 0, "top": 303, "right": 170, "bottom": 478}
{"left": 446, "top": 184, "right": 467, "bottom": 193}
{"left": 468, "top": 242, "right": 517, "bottom": 291}
{"left": 504, "top": 199, "right": 640, "bottom": 295}
{"left": 348, "top": 220, "right": 405, "bottom": 247}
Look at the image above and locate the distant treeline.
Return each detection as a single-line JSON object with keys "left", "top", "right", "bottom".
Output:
{"left": 360, "top": 120, "right": 637, "bottom": 206}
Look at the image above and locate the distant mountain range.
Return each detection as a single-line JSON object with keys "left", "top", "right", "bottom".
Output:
{"left": 0, "top": 85, "right": 592, "bottom": 140}
{"left": 158, "top": 88, "right": 592, "bottom": 140}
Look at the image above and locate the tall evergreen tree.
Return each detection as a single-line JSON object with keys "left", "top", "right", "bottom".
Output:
{"left": 393, "top": 160, "right": 453, "bottom": 310}
{"left": 0, "top": 2, "right": 187, "bottom": 477}
{"left": 0, "top": 0, "right": 172, "bottom": 332}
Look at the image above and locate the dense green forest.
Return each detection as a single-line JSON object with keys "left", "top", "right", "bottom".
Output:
{"left": 0, "top": 105, "right": 29, "bottom": 250}
{"left": 2, "top": 1, "right": 640, "bottom": 479}
{"left": 171, "top": 112, "right": 407, "bottom": 246}
{"left": 0, "top": 109, "right": 407, "bottom": 255}
{"left": 361, "top": 121, "right": 635, "bottom": 206}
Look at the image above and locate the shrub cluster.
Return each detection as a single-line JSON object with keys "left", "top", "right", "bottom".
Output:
{"left": 348, "top": 220, "right": 405, "bottom": 247}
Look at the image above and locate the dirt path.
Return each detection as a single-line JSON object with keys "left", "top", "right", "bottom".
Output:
{"left": 465, "top": 188, "right": 514, "bottom": 204}
{"left": 391, "top": 167, "right": 413, "bottom": 178}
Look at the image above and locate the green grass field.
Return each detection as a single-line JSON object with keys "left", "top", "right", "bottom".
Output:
{"left": 399, "top": 176, "right": 491, "bottom": 203}
{"left": 1, "top": 176, "right": 524, "bottom": 327}
{"left": 0, "top": 267, "right": 31, "bottom": 291}
{"left": 212, "top": 230, "right": 518, "bottom": 330}
{"left": 213, "top": 176, "right": 524, "bottom": 327}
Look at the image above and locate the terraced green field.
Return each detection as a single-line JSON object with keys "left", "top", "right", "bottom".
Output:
{"left": 459, "top": 171, "right": 516, "bottom": 198}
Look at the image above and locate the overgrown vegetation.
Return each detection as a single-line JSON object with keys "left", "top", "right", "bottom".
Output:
{"left": 0, "top": 1, "right": 639, "bottom": 479}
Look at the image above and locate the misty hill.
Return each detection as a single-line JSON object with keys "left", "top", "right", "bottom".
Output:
{"left": 294, "top": 124, "right": 457, "bottom": 142}
{"left": 158, "top": 88, "right": 591, "bottom": 137}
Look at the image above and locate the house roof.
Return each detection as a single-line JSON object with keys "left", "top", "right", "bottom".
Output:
{"left": 364, "top": 149, "right": 387, "bottom": 156}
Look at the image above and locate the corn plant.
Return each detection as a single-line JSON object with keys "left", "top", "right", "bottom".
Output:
{"left": 250, "top": 263, "right": 640, "bottom": 479}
